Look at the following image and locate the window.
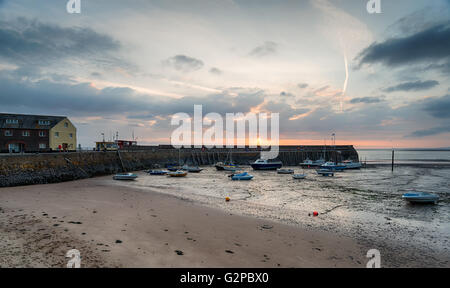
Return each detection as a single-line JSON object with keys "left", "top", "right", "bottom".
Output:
{"left": 69, "top": 133, "right": 73, "bottom": 138}
{"left": 54, "top": 132, "right": 59, "bottom": 137}
{"left": 22, "top": 131, "right": 30, "bottom": 137}
{"left": 39, "top": 143, "right": 46, "bottom": 149}
{"left": 5, "top": 119, "right": 18, "bottom": 124}
{"left": 4, "top": 130, "right": 12, "bottom": 136}
{"left": 64, "top": 122, "right": 69, "bottom": 128}
{"left": 39, "top": 131, "right": 46, "bottom": 137}
{"left": 39, "top": 120, "right": 50, "bottom": 125}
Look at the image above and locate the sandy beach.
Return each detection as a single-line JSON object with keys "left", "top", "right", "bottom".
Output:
{"left": 0, "top": 176, "right": 372, "bottom": 268}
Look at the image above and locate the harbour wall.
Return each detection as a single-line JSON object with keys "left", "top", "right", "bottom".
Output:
{"left": 0, "top": 146, "right": 358, "bottom": 187}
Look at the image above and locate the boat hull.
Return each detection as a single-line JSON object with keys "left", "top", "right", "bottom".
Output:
{"left": 402, "top": 193, "right": 439, "bottom": 204}
{"left": 251, "top": 163, "right": 282, "bottom": 170}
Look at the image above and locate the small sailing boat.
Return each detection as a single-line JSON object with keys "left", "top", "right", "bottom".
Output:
{"left": 230, "top": 172, "right": 254, "bottom": 181}
{"left": 317, "top": 169, "right": 334, "bottom": 177}
{"left": 292, "top": 174, "right": 307, "bottom": 180}
{"left": 182, "top": 165, "right": 203, "bottom": 173}
{"left": 148, "top": 170, "right": 168, "bottom": 175}
{"left": 277, "top": 168, "right": 294, "bottom": 174}
{"left": 167, "top": 170, "right": 188, "bottom": 177}
{"left": 402, "top": 192, "right": 439, "bottom": 204}
{"left": 113, "top": 173, "right": 138, "bottom": 180}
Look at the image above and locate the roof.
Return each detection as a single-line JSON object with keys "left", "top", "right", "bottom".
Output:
{"left": 0, "top": 113, "right": 67, "bottom": 130}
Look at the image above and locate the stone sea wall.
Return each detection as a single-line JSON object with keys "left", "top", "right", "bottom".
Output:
{"left": 0, "top": 146, "right": 358, "bottom": 187}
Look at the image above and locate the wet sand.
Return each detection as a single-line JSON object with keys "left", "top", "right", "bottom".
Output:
{"left": 0, "top": 176, "right": 369, "bottom": 268}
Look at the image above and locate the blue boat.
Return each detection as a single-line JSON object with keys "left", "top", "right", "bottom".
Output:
{"left": 251, "top": 159, "right": 283, "bottom": 170}
{"left": 402, "top": 192, "right": 439, "bottom": 204}
{"left": 231, "top": 172, "right": 254, "bottom": 181}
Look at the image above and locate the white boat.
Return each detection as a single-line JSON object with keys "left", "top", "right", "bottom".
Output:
{"left": 338, "top": 160, "right": 362, "bottom": 170}
{"left": 402, "top": 192, "right": 439, "bottom": 204}
{"left": 292, "top": 174, "right": 307, "bottom": 180}
{"left": 113, "top": 173, "right": 138, "bottom": 180}
{"left": 277, "top": 168, "right": 294, "bottom": 174}
{"left": 321, "top": 162, "right": 346, "bottom": 171}
{"left": 300, "top": 158, "right": 325, "bottom": 168}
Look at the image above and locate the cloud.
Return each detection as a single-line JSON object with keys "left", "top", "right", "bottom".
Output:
{"left": 209, "top": 67, "right": 223, "bottom": 75}
{"left": 249, "top": 41, "right": 277, "bottom": 57}
{"left": 422, "top": 94, "right": 450, "bottom": 118}
{"left": 350, "top": 97, "right": 383, "bottom": 104}
{"left": 298, "top": 83, "right": 308, "bottom": 89}
{"left": 0, "top": 70, "right": 264, "bottom": 119}
{"left": 280, "top": 91, "right": 295, "bottom": 97}
{"left": 408, "top": 126, "right": 450, "bottom": 137}
{"left": 356, "top": 24, "right": 450, "bottom": 68}
{"left": 163, "top": 55, "right": 204, "bottom": 72}
{"left": 383, "top": 80, "right": 439, "bottom": 93}
{"left": 0, "top": 18, "right": 122, "bottom": 69}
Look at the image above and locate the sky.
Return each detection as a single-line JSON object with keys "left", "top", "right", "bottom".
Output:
{"left": 0, "top": 0, "right": 449, "bottom": 149}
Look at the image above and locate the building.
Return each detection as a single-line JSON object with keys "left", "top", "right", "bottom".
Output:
{"left": 94, "top": 140, "right": 137, "bottom": 151}
{"left": 0, "top": 113, "right": 77, "bottom": 153}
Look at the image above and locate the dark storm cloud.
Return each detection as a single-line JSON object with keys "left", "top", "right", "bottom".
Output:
{"left": 0, "top": 71, "right": 264, "bottom": 119}
{"left": 350, "top": 97, "right": 383, "bottom": 104}
{"left": 249, "top": 41, "right": 277, "bottom": 57}
{"left": 0, "top": 18, "right": 121, "bottom": 68}
{"left": 382, "top": 80, "right": 439, "bottom": 93}
{"left": 408, "top": 126, "right": 450, "bottom": 138}
{"left": 356, "top": 24, "right": 450, "bottom": 68}
{"left": 422, "top": 94, "right": 450, "bottom": 118}
{"left": 163, "top": 55, "right": 204, "bottom": 72}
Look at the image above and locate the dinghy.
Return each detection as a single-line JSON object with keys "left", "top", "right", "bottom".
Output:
{"left": 148, "top": 170, "right": 168, "bottom": 175}
{"left": 277, "top": 168, "right": 295, "bottom": 174}
{"left": 167, "top": 170, "right": 188, "bottom": 177}
{"left": 292, "top": 174, "right": 307, "bottom": 180}
{"left": 402, "top": 192, "right": 439, "bottom": 204}
{"left": 317, "top": 169, "right": 334, "bottom": 177}
{"left": 113, "top": 173, "right": 138, "bottom": 180}
{"left": 230, "top": 172, "right": 254, "bottom": 181}
{"left": 182, "top": 165, "right": 203, "bottom": 173}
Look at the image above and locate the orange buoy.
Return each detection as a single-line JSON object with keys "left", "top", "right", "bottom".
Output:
{"left": 225, "top": 197, "right": 230, "bottom": 202}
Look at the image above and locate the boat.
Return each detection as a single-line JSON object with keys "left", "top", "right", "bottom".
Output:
{"left": 251, "top": 159, "right": 283, "bottom": 170}
{"left": 230, "top": 172, "right": 254, "bottom": 181}
{"left": 316, "top": 169, "right": 334, "bottom": 177}
{"left": 338, "top": 160, "right": 362, "bottom": 170}
{"left": 167, "top": 170, "right": 188, "bottom": 177}
{"left": 215, "top": 150, "right": 237, "bottom": 170}
{"left": 113, "top": 173, "right": 138, "bottom": 180}
{"left": 148, "top": 170, "right": 168, "bottom": 175}
{"left": 320, "top": 162, "right": 346, "bottom": 171}
{"left": 300, "top": 158, "right": 325, "bottom": 168}
{"left": 277, "top": 168, "right": 294, "bottom": 174}
{"left": 182, "top": 165, "right": 203, "bottom": 173}
{"left": 292, "top": 174, "right": 307, "bottom": 179}
{"left": 402, "top": 192, "right": 439, "bottom": 204}
{"left": 223, "top": 165, "right": 240, "bottom": 172}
